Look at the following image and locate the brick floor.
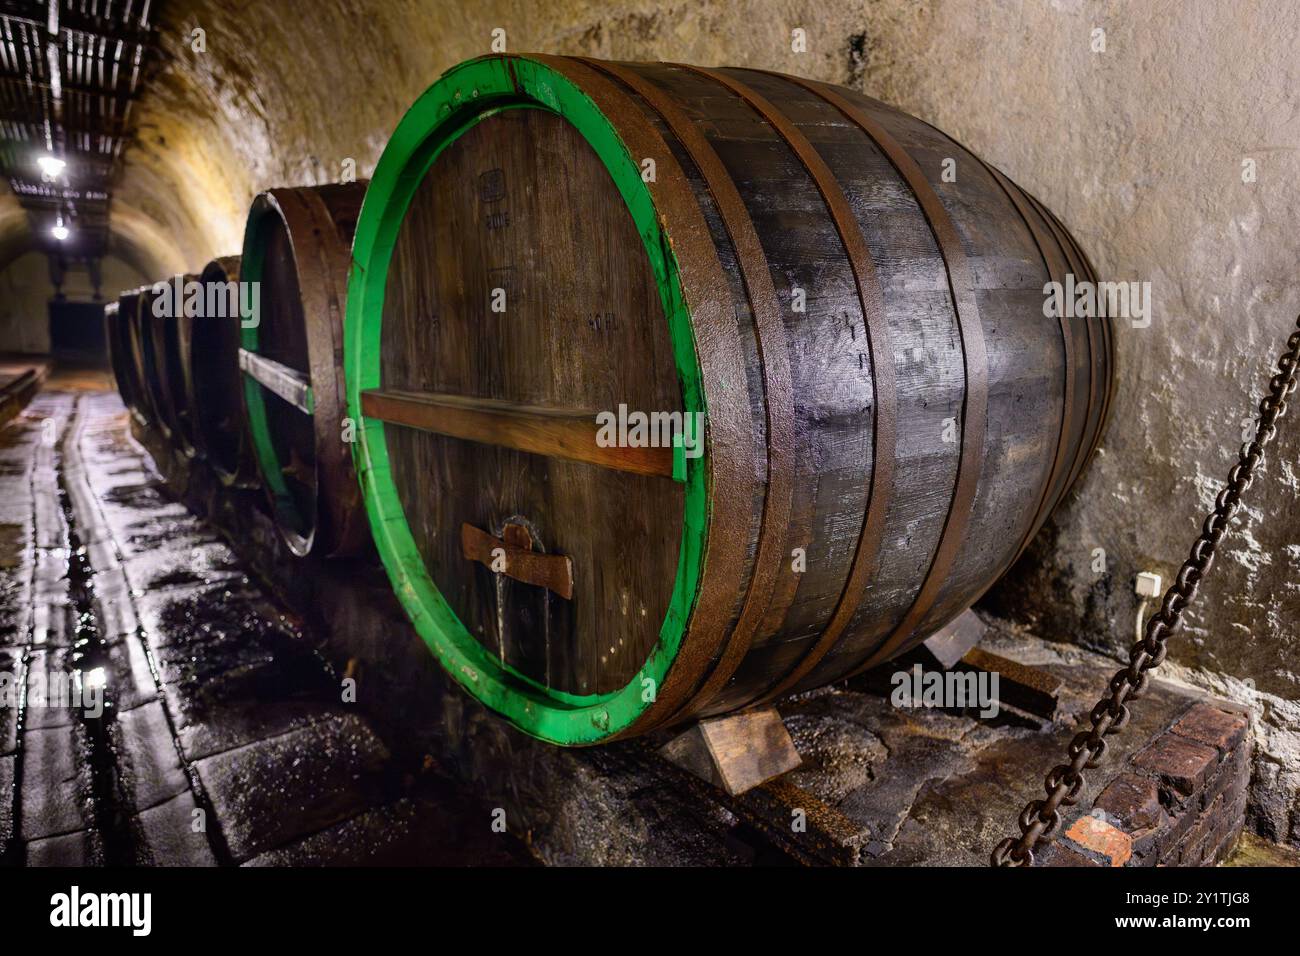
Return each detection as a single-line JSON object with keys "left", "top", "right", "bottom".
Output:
{"left": 19, "top": 725, "right": 92, "bottom": 841}
{"left": 2, "top": 387, "right": 529, "bottom": 867}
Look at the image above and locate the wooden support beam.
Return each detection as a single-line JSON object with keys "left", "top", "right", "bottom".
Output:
{"left": 360, "top": 388, "right": 677, "bottom": 479}
{"left": 0, "top": 364, "right": 46, "bottom": 430}
{"left": 957, "top": 647, "right": 1063, "bottom": 721}
{"left": 920, "top": 608, "right": 988, "bottom": 670}
{"left": 659, "top": 707, "right": 802, "bottom": 796}
{"left": 239, "top": 349, "right": 313, "bottom": 415}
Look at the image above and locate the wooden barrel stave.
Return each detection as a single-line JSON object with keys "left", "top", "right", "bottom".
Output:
{"left": 174, "top": 276, "right": 203, "bottom": 459}
{"left": 148, "top": 274, "right": 202, "bottom": 457}
{"left": 607, "top": 64, "right": 1039, "bottom": 711}
{"left": 607, "top": 65, "right": 780, "bottom": 716}
{"left": 124, "top": 286, "right": 160, "bottom": 429}
{"left": 345, "top": 55, "right": 1114, "bottom": 744}
{"left": 724, "top": 75, "right": 1097, "bottom": 701}
{"left": 610, "top": 62, "right": 904, "bottom": 716}
{"left": 106, "top": 292, "right": 146, "bottom": 422}
{"left": 138, "top": 283, "right": 179, "bottom": 442}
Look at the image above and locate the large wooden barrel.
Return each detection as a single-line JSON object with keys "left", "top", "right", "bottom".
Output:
{"left": 123, "top": 286, "right": 159, "bottom": 429}
{"left": 147, "top": 274, "right": 201, "bottom": 457}
{"left": 239, "top": 183, "right": 370, "bottom": 557}
{"left": 186, "top": 256, "right": 259, "bottom": 486}
{"left": 136, "top": 281, "right": 181, "bottom": 443}
{"left": 105, "top": 293, "right": 144, "bottom": 421}
{"left": 345, "top": 55, "right": 1114, "bottom": 745}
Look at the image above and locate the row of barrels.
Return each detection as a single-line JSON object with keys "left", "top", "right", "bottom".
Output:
{"left": 104, "top": 54, "right": 1114, "bottom": 746}
{"left": 107, "top": 256, "right": 255, "bottom": 489}
{"left": 104, "top": 185, "right": 366, "bottom": 559}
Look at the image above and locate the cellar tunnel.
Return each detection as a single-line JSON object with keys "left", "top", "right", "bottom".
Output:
{"left": 0, "top": 0, "right": 1298, "bottom": 871}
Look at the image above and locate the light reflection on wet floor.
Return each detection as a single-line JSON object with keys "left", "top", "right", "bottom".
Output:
{"left": 1, "top": 386, "right": 532, "bottom": 867}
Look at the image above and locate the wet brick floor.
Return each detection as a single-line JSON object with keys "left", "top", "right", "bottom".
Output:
{"left": 0, "top": 385, "right": 532, "bottom": 866}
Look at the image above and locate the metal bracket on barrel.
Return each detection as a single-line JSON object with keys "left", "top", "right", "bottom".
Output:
{"left": 239, "top": 348, "right": 314, "bottom": 415}
{"left": 461, "top": 522, "right": 574, "bottom": 600}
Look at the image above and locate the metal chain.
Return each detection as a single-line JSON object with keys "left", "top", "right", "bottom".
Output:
{"left": 991, "top": 314, "right": 1300, "bottom": 867}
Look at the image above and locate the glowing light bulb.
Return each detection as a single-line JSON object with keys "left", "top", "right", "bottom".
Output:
{"left": 37, "top": 155, "right": 65, "bottom": 178}
{"left": 51, "top": 215, "right": 69, "bottom": 241}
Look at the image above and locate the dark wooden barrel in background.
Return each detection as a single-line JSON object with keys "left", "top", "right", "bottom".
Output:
{"left": 240, "top": 183, "right": 369, "bottom": 557}
{"left": 136, "top": 282, "right": 180, "bottom": 443}
{"left": 347, "top": 55, "right": 1113, "bottom": 744}
{"left": 105, "top": 293, "right": 144, "bottom": 422}
{"left": 148, "top": 274, "right": 201, "bottom": 457}
{"left": 185, "top": 256, "right": 258, "bottom": 486}
{"left": 123, "top": 285, "right": 159, "bottom": 429}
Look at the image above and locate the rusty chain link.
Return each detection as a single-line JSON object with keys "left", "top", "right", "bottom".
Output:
{"left": 991, "top": 314, "right": 1300, "bottom": 867}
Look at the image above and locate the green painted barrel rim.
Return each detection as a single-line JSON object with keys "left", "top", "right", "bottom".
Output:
{"left": 344, "top": 54, "right": 707, "bottom": 745}
{"left": 240, "top": 195, "right": 315, "bottom": 556}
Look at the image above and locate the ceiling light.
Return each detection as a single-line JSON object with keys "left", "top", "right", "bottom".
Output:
{"left": 37, "top": 155, "right": 66, "bottom": 178}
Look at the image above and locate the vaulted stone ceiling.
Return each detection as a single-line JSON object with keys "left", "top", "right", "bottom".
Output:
{"left": 0, "top": 0, "right": 165, "bottom": 284}
{"left": 3, "top": 0, "right": 902, "bottom": 280}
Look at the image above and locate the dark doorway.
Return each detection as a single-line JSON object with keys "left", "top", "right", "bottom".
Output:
{"left": 48, "top": 300, "right": 108, "bottom": 365}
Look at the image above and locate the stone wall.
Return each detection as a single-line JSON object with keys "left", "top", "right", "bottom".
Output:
{"left": 0, "top": 254, "right": 150, "bottom": 355}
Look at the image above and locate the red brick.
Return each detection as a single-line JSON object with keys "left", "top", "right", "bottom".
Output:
{"left": 1065, "top": 814, "right": 1132, "bottom": 866}
{"left": 1169, "top": 704, "right": 1248, "bottom": 755}
{"left": 1209, "top": 816, "right": 1246, "bottom": 863}
{"left": 1095, "top": 773, "right": 1166, "bottom": 831}
{"left": 1180, "top": 804, "right": 1220, "bottom": 864}
{"left": 1209, "top": 811, "right": 1240, "bottom": 851}
{"left": 1203, "top": 747, "right": 1249, "bottom": 814}
{"left": 1180, "top": 785, "right": 1237, "bottom": 868}
{"left": 1133, "top": 734, "right": 1219, "bottom": 796}
{"left": 1128, "top": 826, "right": 1165, "bottom": 865}
{"left": 1210, "top": 793, "right": 1245, "bottom": 835}
{"left": 1201, "top": 759, "right": 1235, "bottom": 811}
{"left": 1192, "top": 844, "right": 1214, "bottom": 866}
{"left": 1227, "top": 759, "right": 1249, "bottom": 794}
{"left": 1180, "top": 830, "right": 1211, "bottom": 866}
{"left": 1154, "top": 804, "right": 1199, "bottom": 863}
